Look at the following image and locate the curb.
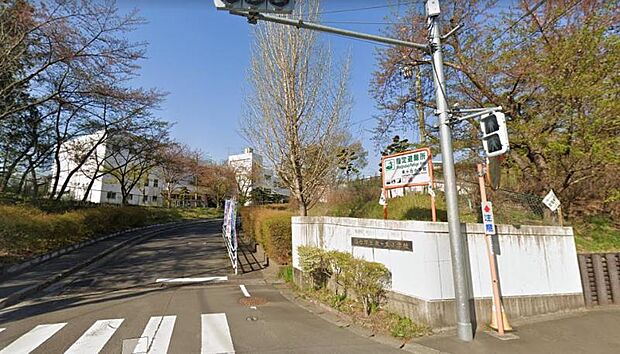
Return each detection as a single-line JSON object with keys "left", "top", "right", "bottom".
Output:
{"left": 0, "top": 219, "right": 207, "bottom": 310}
{"left": 274, "top": 284, "right": 444, "bottom": 353}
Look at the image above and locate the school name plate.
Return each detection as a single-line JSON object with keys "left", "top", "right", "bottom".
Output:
{"left": 351, "top": 237, "right": 413, "bottom": 252}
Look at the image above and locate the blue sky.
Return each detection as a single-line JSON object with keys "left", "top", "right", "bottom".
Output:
{"left": 115, "top": 1, "right": 430, "bottom": 175}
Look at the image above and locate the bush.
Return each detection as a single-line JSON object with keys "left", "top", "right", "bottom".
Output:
{"left": 239, "top": 206, "right": 294, "bottom": 264}
{"left": 298, "top": 245, "right": 331, "bottom": 289}
{"left": 0, "top": 205, "right": 187, "bottom": 265}
{"left": 297, "top": 246, "right": 392, "bottom": 316}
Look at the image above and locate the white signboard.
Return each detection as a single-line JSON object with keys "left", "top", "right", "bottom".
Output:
{"left": 382, "top": 148, "right": 433, "bottom": 190}
{"left": 542, "top": 190, "right": 561, "bottom": 212}
{"left": 481, "top": 201, "right": 496, "bottom": 235}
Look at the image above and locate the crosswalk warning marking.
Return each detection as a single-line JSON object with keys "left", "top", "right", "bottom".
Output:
{"left": 201, "top": 313, "right": 235, "bottom": 354}
{"left": 133, "top": 315, "right": 176, "bottom": 354}
{"left": 0, "top": 323, "right": 66, "bottom": 354}
{"left": 64, "top": 319, "right": 124, "bottom": 354}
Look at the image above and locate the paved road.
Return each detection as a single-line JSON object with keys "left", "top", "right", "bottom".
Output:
{"left": 0, "top": 221, "right": 402, "bottom": 353}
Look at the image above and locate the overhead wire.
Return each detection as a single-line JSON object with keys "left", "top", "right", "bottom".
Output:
{"left": 311, "top": 1, "right": 422, "bottom": 16}
{"left": 491, "top": 0, "right": 547, "bottom": 43}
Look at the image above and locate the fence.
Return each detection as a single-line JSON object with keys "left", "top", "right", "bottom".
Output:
{"left": 222, "top": 199, "right": 238, "bottom": 274}
{"left": 577, "top": 253, "right": 620, "bottom": 306}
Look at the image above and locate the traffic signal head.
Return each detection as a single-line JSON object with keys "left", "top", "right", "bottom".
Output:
{"left": 479, "top": 111, "right": 509, "bottom": 157}
{"left": 213, "top": 0, "right": 294, "bottom": 14}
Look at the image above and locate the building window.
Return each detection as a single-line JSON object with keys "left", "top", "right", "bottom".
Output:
{"left": 129, "top": 194, "right": 134, "bottom": 201}
{"left": 143, "top": 195, "right": 148, "bottom": 203}
{"left": 106, "top": 191, "right": 116, "bottom": 200}
{"left": 152, "top": 195, "right": 158, "bottom": 202}
{"left": 153, "top": 179, "right": 159, "bottom": 187}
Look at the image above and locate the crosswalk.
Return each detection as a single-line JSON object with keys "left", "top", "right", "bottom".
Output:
{"left": 0, "top": 313, "right": 235, "bottom": 354}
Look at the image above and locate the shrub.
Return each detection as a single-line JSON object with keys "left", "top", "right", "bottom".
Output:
{"left": 239, "top": 206, "right": 294, "bottom": 264}
{"left": 261, "top": 213, "right": 293, "bottom": 264}
{"left": 0, "top": 205, "right": 188, "bottom": 265}
{"left": 297, "top": 246, "right": 392, "bottom": 316}
{"left": 298, "top": 246, "right": 331, "bottom": 289}
{"left": 346, "top": 257, "right": 391, "bottom": 316}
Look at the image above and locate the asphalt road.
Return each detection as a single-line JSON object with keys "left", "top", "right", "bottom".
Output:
{"left": 0, "top": 220, "right": 402, "bottom": 354}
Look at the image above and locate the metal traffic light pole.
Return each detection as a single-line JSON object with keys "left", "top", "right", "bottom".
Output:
{"left": 225, "top": 0, "right": 474, "bottom": 341}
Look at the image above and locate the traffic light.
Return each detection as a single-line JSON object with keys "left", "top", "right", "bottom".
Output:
{"left": 479, "top": 111, "right": 509, "bottom": 157}
{"left": 213, "top": 0, "right": 295, "bottom": 14}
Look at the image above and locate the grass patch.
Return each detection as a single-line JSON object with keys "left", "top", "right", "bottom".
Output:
{"left": 176, "top": 207, "right": 223, "bottom": 219}
{"left": 388, "top": 312, "right": 432, "bottom": 340}
{"left": 574, "top": 216, "right": 620, "bottom": 252}
{"left": 277, "top": 265, "right": 293, "bottom": 283}
{"left": 297, "top": 286, "right": 431, "bottom": 340}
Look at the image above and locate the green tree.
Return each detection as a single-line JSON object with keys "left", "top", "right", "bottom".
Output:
{"left": 372, "top": 1, "right": 620, "bottom": 217}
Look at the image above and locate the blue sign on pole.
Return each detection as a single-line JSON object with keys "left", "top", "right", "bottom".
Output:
{"left": 481, "top": 201, "right": 496, "bottom": 235}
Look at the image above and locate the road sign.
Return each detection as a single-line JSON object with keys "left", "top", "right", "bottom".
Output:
{"left": 381, "top": 148, "right": 433, "bottom": 190}
{"left": 542, "top": 190, "right": 561, "bottom": 212}
{"left": 481, "top": 201, "right": 496, "bottom": 235}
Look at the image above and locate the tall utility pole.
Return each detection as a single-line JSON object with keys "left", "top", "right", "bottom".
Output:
{"left": 427, "top": 5, "right": 474, "bottom": 341}
{"left": 218, "top": 0, "right": 474, "bottom": 342}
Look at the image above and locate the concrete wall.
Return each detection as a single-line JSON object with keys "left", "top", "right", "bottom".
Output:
{"left": 292, "top": 216, "right": 584, "bottom": 327}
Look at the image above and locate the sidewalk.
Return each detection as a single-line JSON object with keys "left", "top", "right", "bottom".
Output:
{"left": 416, "top": 307, "right": 620, "bottom": 354}
{"left": 0, "top": 221, "right": 193, "bottom": 310}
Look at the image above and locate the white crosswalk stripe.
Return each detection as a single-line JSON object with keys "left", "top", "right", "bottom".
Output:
{"left": 0, "top": 323, "right": 66, "bottom": 354}
{"left": 201, "top": 313, "right": 235, "bottom": 354}
{"left": 0, "top": 313, "right": 235, "bottom": 353}
{"left": 64, "top": 318, "right": 124, "bottom": 354}
{"left": 133, "top": 315, "right": 176, "bottom": 354}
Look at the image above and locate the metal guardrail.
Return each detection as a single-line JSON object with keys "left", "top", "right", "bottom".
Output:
{"left": 578, "top": 253, "right": 620, "bottom": 306}
{"left": 222, "top": 199, "right": 238, "bottom": 275}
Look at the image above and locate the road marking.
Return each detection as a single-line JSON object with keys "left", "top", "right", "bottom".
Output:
{"left": 239, "top": 285, "right": 251, "bottom": 297}
{"left": 155, "top": 276, "right": 228, "bottom": 284}
{"left": 0, "top": 323, "right": 66, "bottom": 354}
{"left": 64, "top": 319, "right": 124, "bottom": 354}
{"left": 201, "top": 313, "right": 235, "bottom": 354}
{"left": 133, "top": 315, "right": 176, "bottom": 354}
{"left": 0, "top": 328, "right": 4, "bottom": 334}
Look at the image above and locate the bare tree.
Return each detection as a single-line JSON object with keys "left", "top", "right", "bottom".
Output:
{"left": 241, "top": 0, "right": 352, "bottom": 216}
{"left": 198, "top": 162, "right": 236, "bottom": 209}
{"left": 104, "top": 126, "right": 169, "bottom": 205}
{"left": 229, "top": 159, "right": 263, "bottom": 206}
{"left": 158, "top": 143, "right": 197, "bottom": 207}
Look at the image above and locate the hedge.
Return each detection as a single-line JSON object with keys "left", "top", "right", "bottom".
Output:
{"left": 298, "top": 246, "right": 392, "bottom": 316}
{"left": 0, "top": 205, "right": 184, "bottom": 265}
{"left": 239, "top": 206, "right": 294, "bottom": 264}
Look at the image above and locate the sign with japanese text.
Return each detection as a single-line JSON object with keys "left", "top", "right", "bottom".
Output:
{"left": 542, "top": 190, "right": 561, "bottom": 212}
{"left": 381, "top": 148, "right": 433, "bottom": 190}
{"left": 481, "top": 201, "right": 496, "bottom": 235}
{"left": 351, "top": 237, "right": 413, "bottom": 252}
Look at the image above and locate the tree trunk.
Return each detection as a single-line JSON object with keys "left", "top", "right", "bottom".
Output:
{"left": 30, "top": 166, "right": 39, "bottom": 199}
{"left": 416, "top": 67, "right": 426, "bottom": 143}
{"left": 82, "top": 174, "right": 98, "bottom": 202}
{"left": 49, "top": 144, "right": 62, "bottom": 199}
{"left": 16, "top": 165, "right": 33, "bottom": 195}
{"left": 298, "top": 199, "right": 308, "bottom": 216}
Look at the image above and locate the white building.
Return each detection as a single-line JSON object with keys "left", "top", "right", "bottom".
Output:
{"left": 52, "top": 132, "right": 163, "bottom": 206}
{"left": 228, "top": 148, "right": 289, "bottom": 204}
